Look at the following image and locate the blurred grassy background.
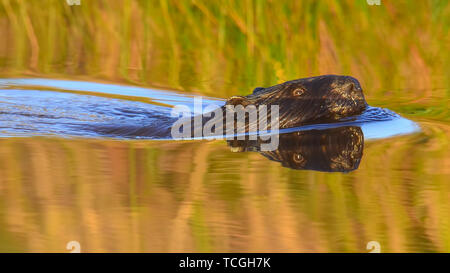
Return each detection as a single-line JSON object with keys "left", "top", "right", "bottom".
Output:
{"left": 0, "top": 0, "right": 448, "bottom": 114}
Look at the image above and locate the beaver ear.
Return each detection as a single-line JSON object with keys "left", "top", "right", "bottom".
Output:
{"left": 253, "top": 87, "right": 265, "bottom": 94}
{"left": 226, "top": 96, "right": 250, "bottom": 107}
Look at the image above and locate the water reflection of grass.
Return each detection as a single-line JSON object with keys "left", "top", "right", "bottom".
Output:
{"left": 0, "top": 133, "right": 449, "bottom": 252}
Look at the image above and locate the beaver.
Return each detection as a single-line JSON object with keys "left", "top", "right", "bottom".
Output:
{"left": 227, "top": 126, "right": 364, "bottom": 172}
{"left": 91, "top": 75, "right": 368, "bottom": 139}
{"left": 225, "top": 74, "right": 367, "bottom": 128}
{"left": 175, "top": 74, "right": 368, "bottom": 138}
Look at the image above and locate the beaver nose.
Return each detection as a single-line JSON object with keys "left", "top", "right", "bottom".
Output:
{"left": 343, "top": 82, "right": 355, "bottom": 94}
{"left": 345, "top": 81, "right": 362, "bottom": 97}
{"left": 343, "top": 79, "right": 367, "bottom": 108}
{"left": 348, "top": 83, "right": 357, "bottom": 92}
{"left": 345, "top": 77, "right": 362, "bottom": 92}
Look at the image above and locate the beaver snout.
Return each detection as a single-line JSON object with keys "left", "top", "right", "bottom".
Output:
{"left": 338, "top": 77, "right": 367, "bottom": 106}
{"left": 344, "top": 82, "right": 362, "bottom": 99}
{"left": 342, "top": 77, "right": 362, "bottom": 95}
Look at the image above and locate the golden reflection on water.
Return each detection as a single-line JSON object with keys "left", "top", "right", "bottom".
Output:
{"left": 0, "top": 121, "right": 448, "bottom": 252}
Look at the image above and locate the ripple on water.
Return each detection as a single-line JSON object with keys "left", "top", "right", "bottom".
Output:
{"left": 0, "top": 78, "right": 420, "bottom": 140}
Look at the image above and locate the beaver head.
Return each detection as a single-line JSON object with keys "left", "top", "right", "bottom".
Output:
{"left": 226, "top": 75, "right": 367, "bottom": 128}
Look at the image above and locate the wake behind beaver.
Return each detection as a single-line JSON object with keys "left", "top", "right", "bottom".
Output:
{"left": 0, "top": 76, "right": 419, "bottom": 141}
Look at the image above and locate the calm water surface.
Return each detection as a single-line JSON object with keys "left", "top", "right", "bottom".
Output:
{"left": 0, "top": 78, "right": 448, "bottom": 252}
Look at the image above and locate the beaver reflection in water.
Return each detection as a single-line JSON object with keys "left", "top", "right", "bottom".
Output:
{"left": 228, "top": 126, "right": 364, "bottom": 172}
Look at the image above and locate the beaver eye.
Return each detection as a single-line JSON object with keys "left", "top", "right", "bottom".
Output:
{"left": 292, "top": 87, "right": 305, "bottom": 96}
{"left": 292, "top": 153, "right": 305, "bottom": 164}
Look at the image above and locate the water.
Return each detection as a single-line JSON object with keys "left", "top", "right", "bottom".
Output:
{"left": 1, "top": 78, "right": 448, "bottom": 253}
{"left": 0, "top": 78, "right": 419, "bottom": 140}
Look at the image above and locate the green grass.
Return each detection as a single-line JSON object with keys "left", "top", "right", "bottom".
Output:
{"left": 0, "top": 0, "right": 448, "bottom": 103}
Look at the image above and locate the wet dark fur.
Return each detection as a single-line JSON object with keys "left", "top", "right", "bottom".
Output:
{"left": 93, "top": 75, "right": 368, "bottom": 139}
{"left": 189, "top": 75, "right": 368, "bottom": 136}
{"left": 226, "top": 75, "right": 367, "bottom": 128}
